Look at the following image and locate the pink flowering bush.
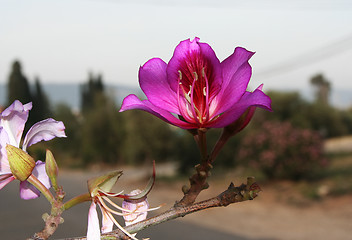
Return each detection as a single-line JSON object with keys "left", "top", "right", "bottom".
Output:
{"left": 238, "top": 121, "right": 327, "bottom": 180}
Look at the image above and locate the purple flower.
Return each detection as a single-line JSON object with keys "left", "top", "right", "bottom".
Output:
{"left": 120, "top": 38, "right": 272, "bottom": 129}
{"left": 0, "top": 100, "right": 66, "bottom": 199}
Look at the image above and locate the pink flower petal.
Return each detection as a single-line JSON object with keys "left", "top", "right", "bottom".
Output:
{"left": 210, "top": 86, "right": 272, "bottom": 128}
{"left": 19, "top": 161, "right": 51, "bottom": 200}
{"left": 0, "top": 127, "right": 11, "bottom": 174}
{"left": 139, "top": 58, "right": 179, "bottom": 114}
{"left": 22, "top": 118, "right": 66, "bottom": 151}
{"left": 120, "top": 94, "right": 193, "bottom": 129}
{"left": 87, "top": 202, "right": 101, "bottom": 240}
{"left": 0, "top": 100, "right": 32, "bottom": 147}
{"left": 166, "top": 38, "right": 222, "bottom": 96}
{"left": 221, "top": 47, "right": 255, "bottom": 91}
{"left": 98, "top": 204, "right": 114, "bottom": 234}
{"left": 0, "top": 174, "right": 15, "bottom": 190}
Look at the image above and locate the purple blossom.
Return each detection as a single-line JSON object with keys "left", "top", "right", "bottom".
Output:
{"left": 0, "top": 100, "right": 66, "bottom": 199}
{"left": 120, "top": 38, "right": 272, "bottom": 129}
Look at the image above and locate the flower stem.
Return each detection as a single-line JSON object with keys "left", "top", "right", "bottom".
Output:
{"left": 62, "top": 193, "right": 91, "bottom": 211}
{"left": 195, "top": 128, "right": 208, "bottom": 161}
{"left": 27, "top": 174, "right": 55, "bottom": 204}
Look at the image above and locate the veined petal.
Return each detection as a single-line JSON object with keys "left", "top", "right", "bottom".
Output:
{"left": 0, "top": 100, "right": 32, "bottom": 147}
{"left": 0, "top": 174, "right": 15, "bottom": 190}
{"left": 209, "top": 86, "right": 272, "bottom": 128}
{"left": 167, "top": 38, "right": 222, "bottom": 96}
{"left": 22, "top": 118, "right": 66, "bottom": 151}
{"left": 211, "top": 60, "right": 253, "bottom": 116}
{"left": 221, "top": 47, "right": 255, "bottom": 90}
{"left": 120, "top": 94, "right": 194, "bottom": 129}
{"left": 0, "top": 127, "right": 11, "bottom": 174}
{"left": 87, "top": 202, "right": 101, "bottom": 240}
{"left": 19, "top": 161, "right": 51, "bottom": 200}
{"left": 139, "top": 58, "right": 180, "bottom": 114}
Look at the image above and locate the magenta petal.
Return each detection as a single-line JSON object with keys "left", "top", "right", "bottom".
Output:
{"left": 120, "top": 94, "right": 193, "bottom": 129}
{"left": 22, "top": 118, "right": 66, "bottom": 151}
{"left": 210, "top": 87, "right": 272, "bottom": 128}
{"left": 19, "top": 161, "right": 51, "bottom": 200}
{"left": 221, "top": 47, "right": 255, "bottom": 90}
{"left": 0, "top": 100, "right": 32, "bottom": 146}
{"left": 212, "top": 61, "right": 253, "bottom": 116}
{"left": 87, "top": 202, "right": 101, "bottom": 240}
{"left": 0, "top": 174, "right": 15, "bottom": 190}
{"left": 139, "top": 58, "right": 179, "bottom": 114}
{"left": 166, "top": 38, "right": 222, "bottom": 93}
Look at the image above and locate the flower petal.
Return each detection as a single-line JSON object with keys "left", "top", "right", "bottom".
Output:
{"left": 221, "top": 47, "right": 255, "bottom": 91}
{"left": 120, "top": 94, "right": 194, "bottom": 129}
{"left": 211, "top": 59, "right": 253, "bottom": 116}
{"left": 22, "top": 118, "right": 66, "bottom": 151}
{"left": 0, "top": 127, "right": 11, "bottom": 174}
{"left": 139, "top": 58, "right": 180, "bottom": 114}
{"left": 0, "top": 174, "right": 15, "bottom": 190}
{"left": 87, "top": 202, "right": 101, "bottom": 240}
{"left": 19, "top": 161, "right": 51, "bottom": 200}
{"left": 166, "top": 38, "right": 222, "bottom": 95}
{"left": 0, "top": 100, "right": 32, "bottom": 147}
{"left": 98, "top": 204, "right": 114, "bottom": 234}
{"left": 209, "top": 86, "right": 272, "bottom": 128}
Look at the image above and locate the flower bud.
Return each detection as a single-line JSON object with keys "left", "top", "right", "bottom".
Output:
{"left": 224, "top": 107, "right": 254, "bottom": 136}
{"left": 45, "top": 149, "right": 59, "bottom": 190}
{"left": 6, "top": 144, "right": 35, "bottom": 181}
{"left": 122, "top": 189, "right": 149, "bottom": 226}
{"left": 87, "top": 171, "right": 123, "bottom": 196}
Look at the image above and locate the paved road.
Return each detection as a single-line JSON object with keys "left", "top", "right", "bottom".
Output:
{"left": 0, "top": 172, "right": 265, "bottom": 240}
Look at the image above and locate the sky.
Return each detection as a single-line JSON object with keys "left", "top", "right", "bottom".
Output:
{"left": 1, "top": 0, "right": 352, "bottom": 93}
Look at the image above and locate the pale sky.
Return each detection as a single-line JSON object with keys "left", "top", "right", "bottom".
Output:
{"left": 1, "top": 0, "right": 352, "bottom": 92}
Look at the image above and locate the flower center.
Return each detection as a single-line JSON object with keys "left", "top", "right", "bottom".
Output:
{"left": 177, "top": 51, "right": 214, "bottom": 125}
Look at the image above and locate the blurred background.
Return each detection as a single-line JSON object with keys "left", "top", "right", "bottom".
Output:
{"left": 0, "top": 0, "right": 352, "bottom": 239}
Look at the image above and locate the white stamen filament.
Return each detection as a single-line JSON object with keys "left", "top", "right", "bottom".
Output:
{"left": 104, "top": 207, "right": 139, "bottom": 240}
{"left": 100, "top": 196, "right": 134, "bottom": 215}
{"left": 99, "top": 189, "right": 124, "bottom": 197}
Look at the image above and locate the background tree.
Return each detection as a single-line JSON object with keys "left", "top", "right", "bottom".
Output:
{"left": 7, "top": 60, "right": 32, "bottom": 105}
{"left": 310, "top": 73, "right": 331, "bottom": 105}
{"left": 80, "top": 72, "right": 104, "bottom": 113}
{"left": 31, "top": 76, "right": 51, "bottom": 122}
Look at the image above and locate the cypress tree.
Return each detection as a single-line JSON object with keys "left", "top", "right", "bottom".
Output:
{"left": 31, "top": 76, "right": 51, "bottom": 122}
{"left": 7, "top": 60, "right": 32, "bottom": 105}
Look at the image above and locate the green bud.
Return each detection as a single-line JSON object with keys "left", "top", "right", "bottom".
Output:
{"left": 87, "top": 171, "right": 123, "bottom": 196}
{"left": 45, "top": 150, "right": 59, "bottom": 191}
{"left": 6, "top": 144, "right": 35, "bottom": 181}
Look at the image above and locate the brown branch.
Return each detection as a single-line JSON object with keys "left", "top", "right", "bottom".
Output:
{"left": 27, "top": 188, "right": 66, "bottom": 240}
{"left": 175, "top": 161, "right": 213, "bottom": 207}
{"left": 60, "top": 177, "right": 261, "bottom": 240}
